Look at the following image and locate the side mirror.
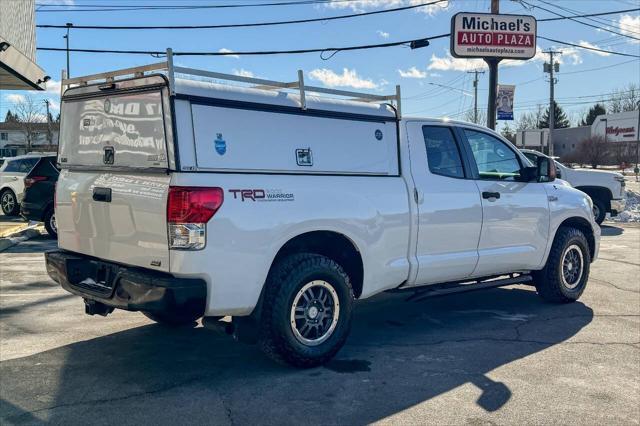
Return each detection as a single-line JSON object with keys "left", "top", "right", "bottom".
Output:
{"left": 536, "top": 156, "right": 556, "bottom": 183}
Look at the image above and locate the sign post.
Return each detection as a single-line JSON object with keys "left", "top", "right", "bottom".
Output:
{"left": 450, "top": 11, "right": 537, "bottom": 129}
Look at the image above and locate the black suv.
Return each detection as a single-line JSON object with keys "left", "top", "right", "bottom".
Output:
{"left": 20, "top": 156, "right": 59, "bottom": 237}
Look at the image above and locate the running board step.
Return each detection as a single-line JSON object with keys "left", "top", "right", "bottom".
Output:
{"left": 396, "top": 274, "right": 533, "bottom": 303}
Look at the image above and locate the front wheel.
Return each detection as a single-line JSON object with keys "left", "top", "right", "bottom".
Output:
{"left": 259, "top": 253, "right": 354, "bottom": 368}
{"left": 1, "top": 190, "right": 19, "bottom": 216}
{"left": 533, "top": 226, "right": 591, "bottom": 303}
{"left": 592, "top": 198, "right": 606, "bottom": 225}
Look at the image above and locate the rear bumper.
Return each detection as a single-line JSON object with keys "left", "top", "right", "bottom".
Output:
{"left": 45, "top": 249, "right": 206, "bottom": 316}
{"left": 20, "top": 201, "right": 47, "bottom": 222}
{"left": 610, "top": 198, "right": 626, "bottom": 216}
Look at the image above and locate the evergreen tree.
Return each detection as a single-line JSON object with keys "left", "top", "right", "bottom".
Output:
{"left": 538, "top": 101, "right": 570, "bottom": 129}
{"left": 500, "top": 123, "right": 516, "bottom": 143}
{"left": 4, "top": 110, "right": 18, "bottom": 122}
{"left": 580, "top": 103, "right": 606, "bottom": 126}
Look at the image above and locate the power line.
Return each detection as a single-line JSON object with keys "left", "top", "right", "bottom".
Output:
{"left": 36, "top": 0, "right": 448, "bottom": 29}
{"left": 537, "top": 36, "right": 640, "bottom": 58}
{"left": 536, "top": 1, "right": 640, "bottom": 35}
{"left": 35, "top": 0, "right": 363, "bottom": 13}
{"left": 37, "top": 34, "right": 450, "bottom": 57}
{"left": 521, "top": 0, "right": 640, "bottom": 41}
{"left": 537, "top": 7, "right": 640, "bottom": 24}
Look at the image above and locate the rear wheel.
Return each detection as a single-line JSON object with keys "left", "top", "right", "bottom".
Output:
{"left": 1, "top": 189, "right": 18, "bottom": 216}
{"left": 591, "top": 198, "right": 606, "bottom": 225}
{"left": 259, "top": 253, "right": 354, "bottom": 368}
{"left": 142, "top": 311, "right": 200, "bottom": 326}
{"left": 43, "top": 208, "right": 57, "bottom": 238}
{"left": 533, "top": 226, "right": 591, "bottom": 303}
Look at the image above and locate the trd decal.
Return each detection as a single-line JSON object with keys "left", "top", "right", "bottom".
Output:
{"left": 229, "top": 189, "right": 294, "bottom": 202}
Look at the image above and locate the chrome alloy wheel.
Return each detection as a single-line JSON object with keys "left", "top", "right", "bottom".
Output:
{"left": 290, "top": 280, "right": 340, "bottom": 346}
{"left": 50, "top": 214, "right": 57, "bottom": 233}
{"left": 561, "top": 244, "right": 584, "bottom": 289}
{"left": 1, "top": 192, "right": 15, "bottom": 213}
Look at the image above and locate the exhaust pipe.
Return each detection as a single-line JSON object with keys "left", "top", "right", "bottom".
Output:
{"left": 84, "top": 299, "right": 114, "bottom": 316}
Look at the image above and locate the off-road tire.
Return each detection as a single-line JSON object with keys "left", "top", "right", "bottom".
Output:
{"left": 142, "top": 311, "right": 200, "bottom": 326}
{"left": 259, "top": 253, "right": 354, "bottom": 368}
{"left": 592, "top": 197, "right": 606, "bottom": 225}
{"left": 43, "top": 208, "right": 57, "bottom": 238}
{"left": 1, "top": 189, "right": 19, "bottom": 216}
{"left": 533, "top": 226, "right": 591, "bottom": 303}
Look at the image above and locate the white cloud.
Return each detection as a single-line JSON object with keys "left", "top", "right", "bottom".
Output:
{"left": 45, "top": 79, "right": 62, "bottom": 95}
{"left": 218, "top": 48, "right": 240, "bottom": 59}
{"left": 325, "top": 0, "right": 448, "bottom": 16}
{"left": 232, "top": 68, "right": 254, "bottom": 78}
{"left": 377, "top": 30, "right": 390, "bottom": 39}
{"left": 308, "top": 68, "right": 378, "bottom": 89}
{"left": 46, "top": 99, "right": 60, "bottom": 111}
{"left": 398, "top": 66, "right": 427, "bottom": 78}
{"left": 427, "top": 46, "right": 583, "bottom": 72}
{"left": 37, "top": 0, "right": 75, "bottom": 4}
{"left": 578, "top": 41, "right": 611, "bottom": 57}
{"left": 5, "top": 94, "right": 25, "bottom": 104}
{"left": 427, "top": 52, "right": 487, "bottom": 71}
{"left": 619, "top": 14, "right": 640, "bottom": 43}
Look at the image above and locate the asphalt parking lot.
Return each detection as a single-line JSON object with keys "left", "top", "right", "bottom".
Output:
{"left": 1, "top": 225, "right": 639, "bottom": 425}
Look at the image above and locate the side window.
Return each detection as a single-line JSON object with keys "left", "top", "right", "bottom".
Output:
{"left": 4, "top": 160, "right": 20, "bottom": 173}
{"left": 421, "top": 126, "right": 465, "bottom": 179}
{"left": 464, "top": 130, "right": 521, "bottom": 181}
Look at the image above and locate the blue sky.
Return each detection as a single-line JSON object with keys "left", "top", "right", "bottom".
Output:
{"left": 2, "top": 0, "right": 639, "bottom": 130}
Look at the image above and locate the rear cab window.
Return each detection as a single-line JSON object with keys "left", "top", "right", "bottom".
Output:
{"left": 464, "top": 129, "right": 522, "bottom": 181}
{"left": 59, "top": 78, "right": 171, "bottom": 170}
{"left": 30, "top": 157, "right": 60, "bottom": 178}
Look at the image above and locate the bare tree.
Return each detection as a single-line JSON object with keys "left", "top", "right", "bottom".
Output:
{"left": 515, "top": 105, "right": 545, "bottom": 131}
{"left": 463, "top": 108, "right": 487, "bottom": 125}
{"left": 576, "top": 136, "right": 609, "bottom": 169}
{"left": 608, "top": 83, "right": 640, "bottom": 113}
{"left": 13, "top": 94, "right": 45, "bottom": 152}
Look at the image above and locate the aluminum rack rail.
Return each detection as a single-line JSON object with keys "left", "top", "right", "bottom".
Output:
{"left": 60, "top": 48, "right": 402, "bottom": 118}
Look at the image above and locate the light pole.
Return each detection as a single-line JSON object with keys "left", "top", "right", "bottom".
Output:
{"left": 64, "top": 23, "right": 73, "bottom": 77}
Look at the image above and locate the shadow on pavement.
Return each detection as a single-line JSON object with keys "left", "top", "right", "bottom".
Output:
{"left": 0, "top": 287, "right": 593, "bottom": 424}
{"left": 601, "top": 224, "right": 624, "bottom": 236}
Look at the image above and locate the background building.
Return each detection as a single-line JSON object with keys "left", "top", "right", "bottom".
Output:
{"left": 0, "top": 122, "right": 59, "bottom": 157}
{"left": 515, "top": 110, "right": 639, "bottom": 165}
{"left": 0, "top": 0, "right": 47, "bottom": 90}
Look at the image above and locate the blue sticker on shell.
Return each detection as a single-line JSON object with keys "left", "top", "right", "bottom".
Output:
{"left": 215, "top": 133, "right": 226, "bottom": 155}
{"left": 375, "top": 129, "right": 383, "bottom": 140}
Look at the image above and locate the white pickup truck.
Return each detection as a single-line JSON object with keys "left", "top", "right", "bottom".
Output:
{"left": 521, "top": 149, "right": 626, "bottom": 224}
{"left": 46, "top": 59, "right": 600, "bottom": 368}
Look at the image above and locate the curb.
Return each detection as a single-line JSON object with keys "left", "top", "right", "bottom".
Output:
{"left": 0, "top": 228, "right": 42, "bottom": 252}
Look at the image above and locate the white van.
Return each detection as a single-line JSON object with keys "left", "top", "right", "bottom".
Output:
{"left": 46, "top": 56, "right": 599, "bottom": 367}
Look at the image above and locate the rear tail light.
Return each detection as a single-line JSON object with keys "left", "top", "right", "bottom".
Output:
{"left": 24, "top": 176, "right": 47, "bottom": 188}
{"left": 167, "top": 186, "right": 223, "bottom": 250}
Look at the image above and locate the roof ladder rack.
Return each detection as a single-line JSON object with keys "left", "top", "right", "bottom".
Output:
{"left": 60, "top": 48, "right": 402, "bottom": 118}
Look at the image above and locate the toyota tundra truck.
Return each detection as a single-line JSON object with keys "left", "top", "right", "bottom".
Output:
{"left": 45, "top": 57, "right": 600, "bottom": 368}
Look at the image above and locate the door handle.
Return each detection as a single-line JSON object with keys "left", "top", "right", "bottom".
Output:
{"left": 482, "top": 191, "right": 501, "bottom": 200}
{"left": 93, "top": 187, "right": 112, "bottom": 202}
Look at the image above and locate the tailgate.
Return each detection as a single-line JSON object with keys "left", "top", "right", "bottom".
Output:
{"left": 56, "top": 76, "right": 173, "bottom": 272}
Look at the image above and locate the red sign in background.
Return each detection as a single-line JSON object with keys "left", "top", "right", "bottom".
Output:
{"left": 457, "top": 31, "right": 534, "bottom": 47}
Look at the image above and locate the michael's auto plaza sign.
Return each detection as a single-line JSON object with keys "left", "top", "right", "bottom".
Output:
{"left": 451, "top": 12, "right": 537, "bottom": 60}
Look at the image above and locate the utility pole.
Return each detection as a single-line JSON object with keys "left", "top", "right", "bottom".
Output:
{"left": 543, "top": 50, "right": 561, "bottom": 156}
{"left": 64, "top": 23, "right": 73, "bottom": 77}
{"left": 467, "top": 70, "right": 485, "bottom": 124}
{"left": 44, "top": 99, "right": 52, "bottom": 149}
{"left": 485, "top": 0, "right": 500, "bottom": 130}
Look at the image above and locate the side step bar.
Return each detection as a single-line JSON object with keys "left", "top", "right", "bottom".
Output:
{"left": 390, "top": 274, "right": 533, "bottom": 303}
